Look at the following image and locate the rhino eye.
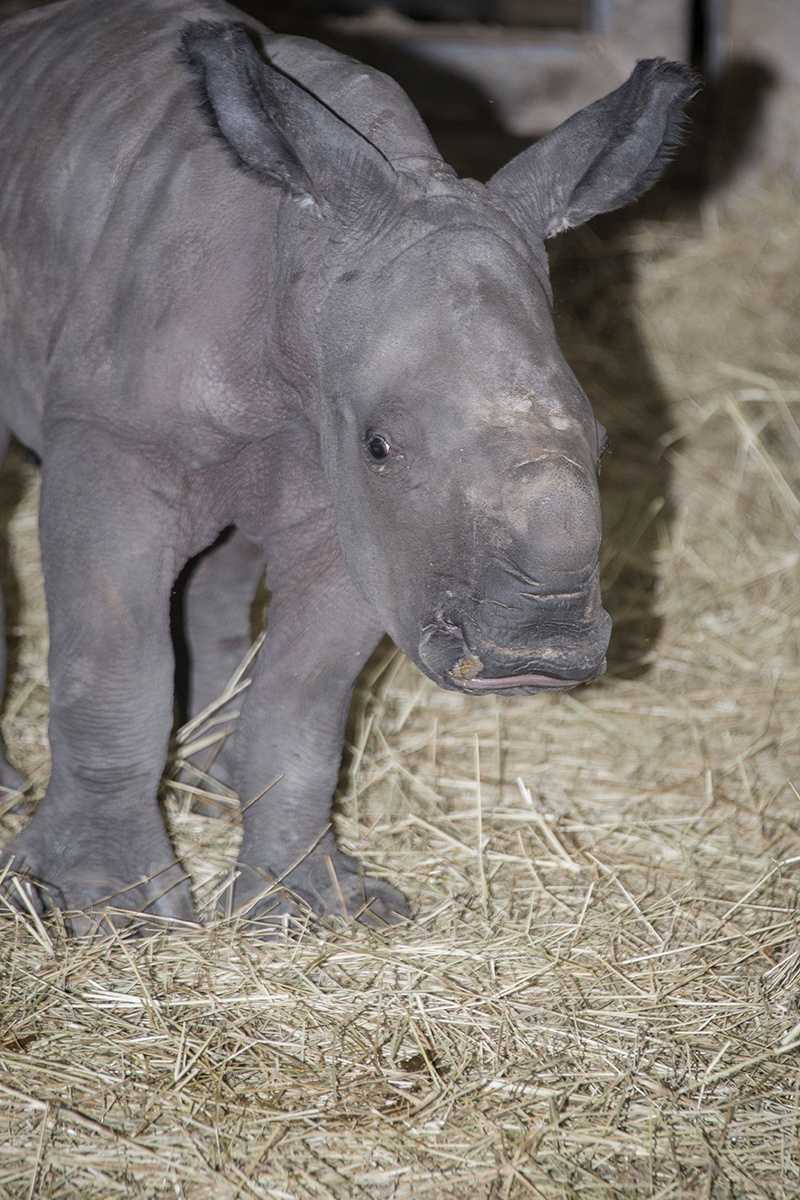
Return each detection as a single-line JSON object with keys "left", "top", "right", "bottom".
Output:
{"left": 366, "top": 432, "right": 391, "bottom": 462}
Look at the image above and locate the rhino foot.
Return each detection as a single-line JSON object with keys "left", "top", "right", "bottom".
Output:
{"left": 236, "top": 849, "right": 410, "bottom": 929}
{"left": 1, "top": 823, "right": 197, "bottom": 935}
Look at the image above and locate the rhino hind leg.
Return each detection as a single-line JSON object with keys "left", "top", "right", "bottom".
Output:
{"left": 180, "top": 525, "right": 265, "bottom": 812}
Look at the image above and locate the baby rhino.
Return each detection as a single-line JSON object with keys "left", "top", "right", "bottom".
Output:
{"left": 0, "top": 0, "right": 695, "bottom": 929}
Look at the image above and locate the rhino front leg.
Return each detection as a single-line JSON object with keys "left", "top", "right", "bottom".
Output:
{"left": 231, "top": 531, "right": 409, "bottom": 927}
{"left": 2, "top": 425, "right": 196, "bottom": 930}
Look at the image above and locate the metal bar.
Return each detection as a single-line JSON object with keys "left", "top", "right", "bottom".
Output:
{"left": 584, "top": 0, "right": 614, "bottom": 36}
{"left": 702, "top": 0, "right": 731, "bottom": 79}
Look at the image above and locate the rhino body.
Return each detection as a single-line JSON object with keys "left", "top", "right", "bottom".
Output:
{"left": 0, "top": 0, "right": 694, "bottom": 927}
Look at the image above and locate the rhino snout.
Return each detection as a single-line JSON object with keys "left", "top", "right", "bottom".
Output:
{"left": 506, "top": 455, "right": 602, "bottom": 582}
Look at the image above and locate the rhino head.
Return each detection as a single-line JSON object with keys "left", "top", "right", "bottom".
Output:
{"left": 185, "top": 25, "right": 696, "bottom": 696}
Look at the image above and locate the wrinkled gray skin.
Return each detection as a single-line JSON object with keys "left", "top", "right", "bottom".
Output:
{"left": 0, "top": 0, "right": 695, "bottom": 930}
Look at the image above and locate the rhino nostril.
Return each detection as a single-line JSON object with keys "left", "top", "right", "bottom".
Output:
{"left": 418, "top": 614, "right": 474, "bottom": 681}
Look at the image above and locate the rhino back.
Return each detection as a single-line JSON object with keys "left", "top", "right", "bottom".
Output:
{"left": 0, "top": 0, "right": 437, "bottom": 452}
{"left": 0, "top": 0, "right": 248, "bottom": 447}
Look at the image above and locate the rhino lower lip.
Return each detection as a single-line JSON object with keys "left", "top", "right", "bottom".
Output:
{"left": 459, "top": 672, "right": 584, "bottom": 691}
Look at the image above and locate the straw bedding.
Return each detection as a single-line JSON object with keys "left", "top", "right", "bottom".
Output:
{"left": 1, "top": 185, "right": 800, "bottom": 1197}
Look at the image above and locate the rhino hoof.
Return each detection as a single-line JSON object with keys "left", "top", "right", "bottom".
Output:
{"left": 0, "top": 829, "right": 197, "bottom": 936}
{"left": 236, "top": 851, "right": 411, "bottom": 929}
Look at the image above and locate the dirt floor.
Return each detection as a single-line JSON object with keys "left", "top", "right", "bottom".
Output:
{"left": 1, "top": 170, "right": 800, "bottom": 1196}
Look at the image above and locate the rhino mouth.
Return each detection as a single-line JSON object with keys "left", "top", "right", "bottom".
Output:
{"left": 447, "top": 651, "right": 604, "bottom": 692}
{"left": 459, "top": 672, "right": 584, "bottom": 691}
{"left": 419, "top": 626, "right": 608, "bottom": 695}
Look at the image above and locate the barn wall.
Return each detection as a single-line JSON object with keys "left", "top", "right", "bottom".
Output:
{"left": 1, "top": 0, "right": 797, "bottom": 193}
{"left": 725, "top": 0, "right": 800, "bottom": 187}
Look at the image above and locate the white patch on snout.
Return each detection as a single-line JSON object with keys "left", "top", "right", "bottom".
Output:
{"left": 548, "top": 415, "right": 574, "bottom": 432}
{"left": 481, "top": 388, "right": 537, "bottom": 429}
{"left": 504, "top": 391, "right": 536, "bottom": 414}
{"left": 488, "top": 381, "right": 579, "bottom": 427}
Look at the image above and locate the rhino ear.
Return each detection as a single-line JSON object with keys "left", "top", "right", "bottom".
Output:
{"left": 181, "top": 22, "right": 398, "bottom": 223}
{"left": 488, "top": 59, "right": 699, "bottom": 239}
